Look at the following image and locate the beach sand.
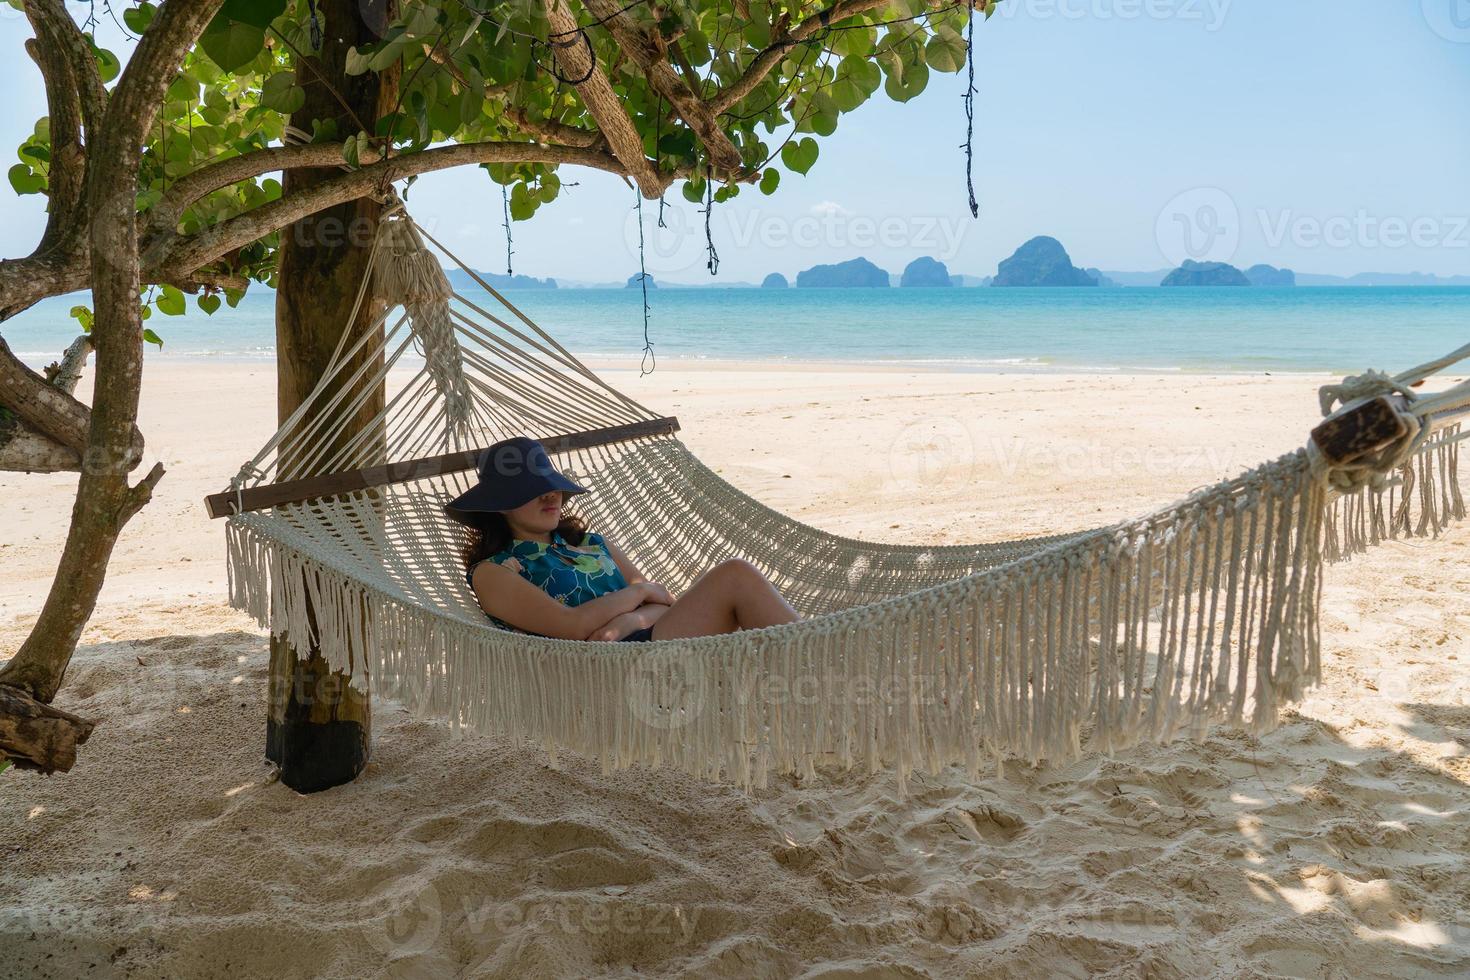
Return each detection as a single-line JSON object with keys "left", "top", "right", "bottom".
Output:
{"left": 3, "top": 360, "right": 1468, "bottom": 978}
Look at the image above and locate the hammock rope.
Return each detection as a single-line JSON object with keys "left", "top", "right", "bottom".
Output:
{"left": 216, "top": 207, "right": 1470, "bottom": 790}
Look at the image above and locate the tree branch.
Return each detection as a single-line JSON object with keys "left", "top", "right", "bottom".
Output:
{"left": 578, "top": 0, "right": 746, "bottom": 178}
{"left": 542, "top": 0, "right": 665, "bottom": 197}
{"left": 153, "top": 139, "right": 655, "bottom": 275}
{"left": 21, "top": 26, "right": 84, "bottom": 260}
{"left": 0, "top": 333, "right": 144, "bottom": 464}
{"left": 711, "top": 0, "right": 892, "bottom": 115}
{"left": 25, "top": 0, "right": 106, "bottom": 137}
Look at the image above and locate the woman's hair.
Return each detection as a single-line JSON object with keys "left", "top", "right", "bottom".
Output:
{"left": 461, "top": 497, "right": 587, "bottom": 570}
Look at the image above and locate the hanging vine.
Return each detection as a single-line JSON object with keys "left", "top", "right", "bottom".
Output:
{"left": 703, "top": 166, "right": 720, "bottom": 277}
{"left": 634, "top": 187, "right": 655, "bottom": 375}
{"left": 501, "top": 182, "right": 514, "bottom": 275}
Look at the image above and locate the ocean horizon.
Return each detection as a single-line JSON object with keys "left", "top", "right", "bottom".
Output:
{"left": 6, "top": 284, "right": 1469, "bottom": 375}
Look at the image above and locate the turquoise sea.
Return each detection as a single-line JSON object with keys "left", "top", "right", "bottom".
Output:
{"left": 6, "top": 286, "right": 1469, "bottom": 374}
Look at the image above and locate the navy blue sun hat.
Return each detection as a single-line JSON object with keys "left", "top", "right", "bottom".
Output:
{"left": 444, "top": 436, "right": 588, "bottom": 525}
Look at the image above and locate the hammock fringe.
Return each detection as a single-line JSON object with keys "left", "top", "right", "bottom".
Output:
{"left": 223, "top": 428, "right": 1458, "bottom": 791}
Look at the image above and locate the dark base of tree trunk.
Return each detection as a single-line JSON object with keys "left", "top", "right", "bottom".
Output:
{"left": 266, "top": 635, "right": 370, "bottom": 793}
{"left": 0, "top": 684, "right": 96, "bottom": 773}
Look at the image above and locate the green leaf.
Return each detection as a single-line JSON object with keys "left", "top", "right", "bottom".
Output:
{"left": 198, "top": 293, "right": 222, "bottom": 315}
{"left": 681, "top": 180, "right": 704, "bottom": 204}
{"left": 199, "top": 18, "right": 265, "bottom": 73}
{"left": 759, "top": 168, "right": 780, "bottom": 195}
{"left": 260, "top": 71, "right": 305, "bottom": 114}
{"left": 156, "top": 285, "right": 186, "bottom": 316}
{"left": 220, "top": 0, "right": 287, "bottom": 29}
{"left": 225, "top": 288, "right": 245, "bottom": 309}
{"left": 925, "top": 27, "right": 969, "bottom": 74}
{"left": 508, "top": 182, "right": 536, "bottom": 220}
{"left": 166, "top": 76, "right": 200, "bottom": 104}
{"left": 7, "top": 164, "right": 44, "bottom": 195}
{"left": 780, "top": 137, "right": 818, "bottom": 175}
{"left": 69, "top": 305, "right": 94, "bottom": 333}
{"left": 143, "top": 328, "right": 164, "bottom": 348}
{"left": 368, "top": 34, "right": 411, "bottom": 73}
{"left": 345, "top": 46, "right": 373, "bottom": 76}
{"left": 884, "top": 58, "right": 929, "bottom": 103}
{"left": 92, "top": 44, "right": 121, "bottom": 84}
{"left": 810, "top": 91, "right": 839, "bottom": 136}
{"left": 341, "top": 132, "right": 372, "bottom": 167}
{"left": 123, "top": 2, "right": 157, "bottom": 34}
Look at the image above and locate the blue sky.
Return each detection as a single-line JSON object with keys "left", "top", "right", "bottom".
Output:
{"left": 3, "top": 1, "right": 1469, "bottom": 283}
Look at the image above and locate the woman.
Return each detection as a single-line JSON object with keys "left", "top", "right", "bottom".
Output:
{"left": 445, "top": 436, "right": 801, "bottom": 642}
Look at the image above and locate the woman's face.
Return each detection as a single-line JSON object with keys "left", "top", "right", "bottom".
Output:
{"left": 502, "top": 490, "right": 565, "bottom": 537}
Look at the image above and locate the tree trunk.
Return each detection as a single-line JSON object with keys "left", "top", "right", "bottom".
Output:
{"left": 0, "top": 0, "right": 218, "bottom": 713}
{"left": 266, "top": 0, "right": 397, "bottom": 793}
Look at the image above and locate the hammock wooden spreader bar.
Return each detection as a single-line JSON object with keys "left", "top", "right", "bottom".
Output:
{"left": 204, "top": 415, "right": 680, "bottom": 518}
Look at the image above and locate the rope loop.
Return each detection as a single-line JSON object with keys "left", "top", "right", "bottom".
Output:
{"left": 1317, "top": 368, "right": 1419, "bottom": 418}
{"left": 1310, "top": 367, "right": 1430, "bottom": 494}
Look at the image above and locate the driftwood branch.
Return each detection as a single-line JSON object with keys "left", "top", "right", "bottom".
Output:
{"left": 0, "top": 685, "right": 96, "bottom": 774}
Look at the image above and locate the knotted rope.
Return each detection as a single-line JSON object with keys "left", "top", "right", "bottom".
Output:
{"left": 370, "top": 200, "right": 476, "bottom": 446}
{"left": 1310, "top": 344, "right": 1470, "bottom": 494}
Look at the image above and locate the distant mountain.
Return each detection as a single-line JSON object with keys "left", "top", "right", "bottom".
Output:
{"left": 949, "top": 274, "right": 992, "bottom": 287}
{"left": 993, "top": 237, "right": 1097, "bottom": 287}
{"left": 446, "top": 268, "right": 557, "bottom": 290}
{"left": 900, "top": 257, "right": 953, "bottom": 287}
{"left": 626, "top": 273, "right": 656, "bottom": 289}
{"left": 796, "top": 257, "right": 890, "bottom": 287}
{"left": 1245, "top": 264, "right": 1295, "bottom": 287}
{"left": 762, "top": 273, "right": 789, "bottom": 289}
{"left": 1084, "top": 268, "right": 1118, "bottom": 288}
{"left": 1161, "top": 260, "right": 1251, "bottom": 287}
{"left": 1295, "top": 271, "right": 1470, "bottom": 286}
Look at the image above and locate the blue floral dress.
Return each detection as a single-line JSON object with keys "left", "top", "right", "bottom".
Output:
{"left": 466, "top": 529, "right": 630, "bottom": 633}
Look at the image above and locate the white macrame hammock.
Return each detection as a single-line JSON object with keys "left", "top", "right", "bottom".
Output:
{"left": 216, "top": 206, "right": 1470, "bottom": 791}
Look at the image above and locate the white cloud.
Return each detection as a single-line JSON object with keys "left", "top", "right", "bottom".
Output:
{"left": 809, "top": 201, "right": 852, "bottom": 218}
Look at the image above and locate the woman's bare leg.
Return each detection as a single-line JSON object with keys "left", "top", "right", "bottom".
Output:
{"left": 650, "top": 559, "right": 800, "bottom": 640}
